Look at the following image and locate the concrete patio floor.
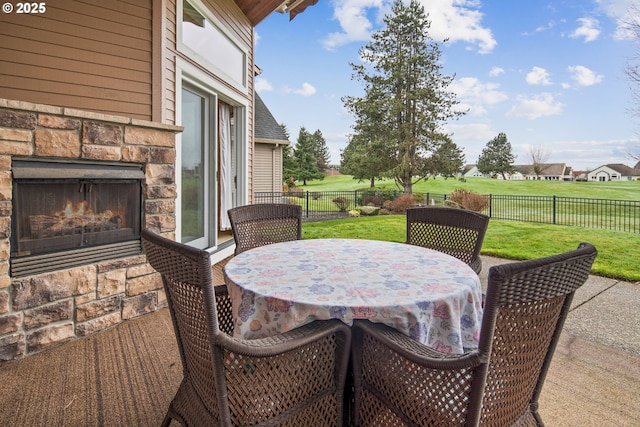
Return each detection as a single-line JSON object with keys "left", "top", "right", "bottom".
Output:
{"left": 0, "top": 255, "right": 637, "bottom": 426}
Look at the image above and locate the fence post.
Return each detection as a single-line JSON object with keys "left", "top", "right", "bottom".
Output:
{"left": 306, "top": 191, "right": 310, "bottom": 218}
{"left": 553, "top": 195, "right": 556, "bottom": 225}
{"left": 489, "top": 194, "right": 492, "bottom": 218}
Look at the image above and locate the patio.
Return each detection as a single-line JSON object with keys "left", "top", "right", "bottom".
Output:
{"left": 0, "top": 257, "right": 638, "bottom": 426}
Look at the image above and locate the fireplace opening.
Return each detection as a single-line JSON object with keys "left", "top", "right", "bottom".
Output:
{"left": 11, "top": 160, "right": 144, "bottom": 277}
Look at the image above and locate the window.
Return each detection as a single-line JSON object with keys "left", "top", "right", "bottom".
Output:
{"left": 180, "top": 84, "right": 213, "bottom": 247}
{"left": 180, "top": 0, "right": 247, "bottom": 90}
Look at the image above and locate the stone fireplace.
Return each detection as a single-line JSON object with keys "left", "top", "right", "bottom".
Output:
{"left": 0, "top": 99, "right": 182, "bottom": 363}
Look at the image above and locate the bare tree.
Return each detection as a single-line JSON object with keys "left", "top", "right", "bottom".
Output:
{"left": 624, "top": 2, "right": 640, "bottom": 160}
{"left": 527, "top": 145, "right": 551, "bottom": 179}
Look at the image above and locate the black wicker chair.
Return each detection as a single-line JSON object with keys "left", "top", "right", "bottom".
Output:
{"left": 141, "top": 228, "right": 351, "bottom": 427}
{"left": 227, "top": 203, "right": 302, "bottom": 255}
{"left": 351, "top": 242, "right": 597, "bottom": 427}
{"left": 406, "top": 206, "right": 489, "bottom": 274}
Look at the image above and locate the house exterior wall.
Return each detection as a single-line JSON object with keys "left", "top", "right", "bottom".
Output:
{"left": 0, "top": 0, "right": 261, "bottom": 362}
{"left": 0, "top": 1, "right": 154, "bottom": 120}
{"left": 588, "top": 166, "right": 621, "bottom": 181}
{"left": 254, "top": 143, "right": 283, "bottom": 193}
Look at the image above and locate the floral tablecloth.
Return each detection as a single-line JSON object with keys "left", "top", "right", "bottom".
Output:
{"left": 224, "top": 238, "right": 483, "bottom": 354}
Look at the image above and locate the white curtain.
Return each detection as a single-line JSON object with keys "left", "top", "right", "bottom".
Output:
{"left": 219, "top": 103, "right": 232, "bottom": 230}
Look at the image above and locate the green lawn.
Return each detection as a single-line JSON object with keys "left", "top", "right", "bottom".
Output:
{"left": 303, "top": 216, "right": 639, "bottom": 282}
{"left": 299, "top": 175, "right": 640, "bottom": 200}
{"left": 297, "top": 175, "right": 639, "bottom": 282}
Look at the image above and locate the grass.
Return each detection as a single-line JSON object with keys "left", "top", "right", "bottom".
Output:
{"left": 297, "top": 175, "right": 639, "bottom": 282}
{"left": 302, "top": 215, "right": 640, "bottom": 283}
{"left": 299, "top": 175, "right": 640, "bottom": 200}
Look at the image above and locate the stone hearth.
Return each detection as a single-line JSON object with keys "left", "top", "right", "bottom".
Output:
{"left": 0, "top": 99, "right": 181, "bottom": 362}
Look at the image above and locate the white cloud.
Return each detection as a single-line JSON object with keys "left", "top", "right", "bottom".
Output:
{"left": 489, "top": 66, "right": 504, "bottom": 77}
{"left": 526, "top": 67, "right": 552, "bottom": 86}
{"left": 446, "top": 122, "right": 496, "bottom": 143}
{"left": 420, "top": 0, "right": 497, "bottom": 54}
{"left": 322, "top": 0, "right": 497, "bottom": 54}
{"left": 255, "top": 77, "right": 273, "bottom": 92}
{"left": 570, "top": 17, "right": 600, "bottom": 42}
{"left": 294, "top": 82, "right": 317, "bottom": 96}
{"left": 567, "top": 65, "right": 604, "bottom": 86}
{"left": 450, "top": 77, "right": 508, "bottom": 116}
{"left": 322, "top": 0, "right": 386, "bottom": 51}
{"left": 506, "top": 93, "right": 564, "bottom": 120}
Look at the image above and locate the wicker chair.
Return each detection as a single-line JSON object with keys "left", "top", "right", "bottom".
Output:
{"left": 141, "top": 228, "right": 351, "bottom": 427}
{"left": 406, "top": 206, "right": 489, "bottom": 274}
{"left": 228, "top": 203, "right": 302, "bottom": 255}
{"left": 351, "top": 242, "right": 597, "bottom": 427}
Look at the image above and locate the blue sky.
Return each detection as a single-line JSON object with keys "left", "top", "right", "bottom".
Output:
{"left": 254, "top": 0, "right": 640, "bottom": 171}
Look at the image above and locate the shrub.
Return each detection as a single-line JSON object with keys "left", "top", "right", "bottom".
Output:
{"left": 382, "top": 200, "right": 393, "bottom": 210}
{"left": 332, "top": 196, "right": 350, "bottom": 212}
{"left": 412, "top": 192, "right": 426, "bottom": 205}
{"left": 448, "top": 189, "right": 490, "bottom": 212}
{"left": 363, "top": 195, "right": 384, "bottom": 207}
{"left": 288, "top": 186, "right": 304, "bottom": 198}
{"left": 390, "top": 194, "right": 416, "bottom": 213}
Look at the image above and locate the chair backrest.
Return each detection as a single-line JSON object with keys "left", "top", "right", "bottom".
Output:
{"left": 141, "top": 228, "right": 224, "bottom": 419}
{"left": 406, "top": 206, "right": 489, "bottom": 273}
{"left": 470, "top": 242, "right": 597, "bottom": 426}
{"left": 228, "top": 203, "right": 302, "bottom": 254}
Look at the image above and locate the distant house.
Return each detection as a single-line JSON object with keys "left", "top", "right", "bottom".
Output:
{"left": 461, "top": 164, "right": 485, "bottom": 178}
{"left": 510, "top": 163, "right": 570, "bottom": 181}
{"left": 588, "top": 164, "right": 640, "bottom": 181}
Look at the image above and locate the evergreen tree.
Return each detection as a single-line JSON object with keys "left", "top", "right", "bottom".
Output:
{"left": 294, "top": 127, "right": 324, "bottom": 185}
{"left": 427, "top": 135, "right": 465, "bottom": 178}
{"left": 310, "top": 129, "right": 330, "bottom": 173}
{"left": 281, "top": 123, "right": 298, "bottom": 184}
{"left": 342, "top": 0, "right": 465, "bottom": 193}
{"left": 341, "top": 133, "right": 393, "bottom": 187}
{"left": 477, "top": 132, "right": 517, "bottom": 179}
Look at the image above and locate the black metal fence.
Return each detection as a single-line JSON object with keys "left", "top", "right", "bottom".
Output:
{"left": 254, "top": 190, "right": 640, "bottom": 233}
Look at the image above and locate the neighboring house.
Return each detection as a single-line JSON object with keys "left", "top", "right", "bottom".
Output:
{"left": 461, "top": 164, "right": 485, "bottom": 178}
{"left": 0, "top": 0, "right": 317, "bottom": 362}
{"left": 588, "top": 164, "right": 640, "bottom": 181}
{"left": 510, "top": 163, "right": 570, "bottom": 180}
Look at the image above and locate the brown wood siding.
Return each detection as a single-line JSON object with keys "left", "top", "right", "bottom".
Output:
{"left": 164, "top": 0, "right": 178, "bottom": 125}
{"left": 0, "top": 0, "right": 152, "bottom": 120}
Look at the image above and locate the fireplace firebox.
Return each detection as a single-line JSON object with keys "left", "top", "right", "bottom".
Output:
{"left": 11, "top": 160, "right": 144, "bottom": 277}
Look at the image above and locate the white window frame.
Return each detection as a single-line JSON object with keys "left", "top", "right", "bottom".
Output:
{"left": 176, "top": 59, "right": 249, "bottom": 259}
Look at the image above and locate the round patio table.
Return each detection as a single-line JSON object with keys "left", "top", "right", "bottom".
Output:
{"left": 223, "top": 238, "right": 483, "bottom": 354}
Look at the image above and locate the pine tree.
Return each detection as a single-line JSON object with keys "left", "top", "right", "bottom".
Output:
{"left": 293, "top": 127, "right": 324, "bottom": 185}
{"left": 477, "top": 132, "right": 517, "bottom": 179}
{"left": 342, "top": 0, "right": 465, "bottom": 193}
{"left": 310, "top": 129, "right": 330, "bottom": 173}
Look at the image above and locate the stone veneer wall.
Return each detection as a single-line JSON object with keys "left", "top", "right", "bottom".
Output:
{"left": 0, "top": 99, "right": 182, "bottom": 363}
